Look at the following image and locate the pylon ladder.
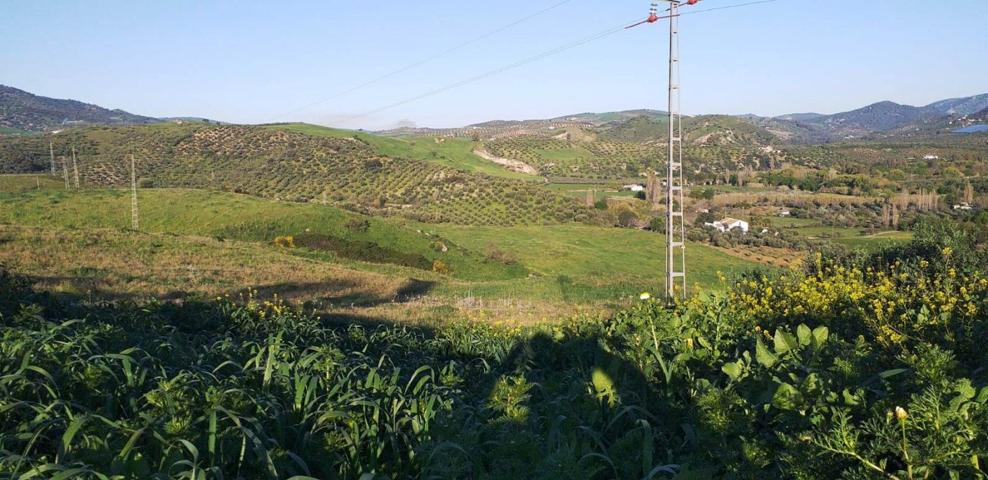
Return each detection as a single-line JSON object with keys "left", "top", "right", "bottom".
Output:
{"left": 665, "top": 0, "right": 687, "bottom": 300}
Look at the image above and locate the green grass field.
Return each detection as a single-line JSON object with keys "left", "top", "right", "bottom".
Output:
{"left": 0, "top": 126, "right": 35, "bottom": 136}
{"left": 427, "top": 222, "right": 762, "bottom": 301}
{"left": 546, "top": 182, "right": 639, "bottom": 201}
{"left": 0, "top": 181, "right": 766, "bottom": 311}
{"left": 0, "top": 174, "right": 65, "bottom": 192}
{"left": 0, "top": 187, "right": 521, "bottom": 282}
{"left": 768, "top": 216, "right": 913, "bottom": 250}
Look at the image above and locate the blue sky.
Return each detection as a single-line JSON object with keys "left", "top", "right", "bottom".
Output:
{"left": 2, "top": 0, "right": 986, "bottom": 129}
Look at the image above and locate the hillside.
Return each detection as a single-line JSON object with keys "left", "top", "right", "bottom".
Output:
{"left": 924, "top": 92, "right": 988, "bottom": 115}
{"left": 546, "top": 109, "right": 668, "bottom": 125}
{"left": 889, "top": 106, "right": 988, "bottom": 136}
{"left": 0, "top": 84, "right": 160, "bottom": 132}
{"left": 741, "top": 115, "right": 835, "bottom": 144}
{"left": 765, "top": 93, "right": 988, "bottom": 141}
{"left": 800, "top": 100, "right": 937, "bottom": 137}
{"left": 0, "top": 183, "right": 765, "bottom": 312}
{"left": 480, "top": 115, "right": 787, "bottom": 180}
{"left": 0, "top": 123, "right": 589, "bottom": 225}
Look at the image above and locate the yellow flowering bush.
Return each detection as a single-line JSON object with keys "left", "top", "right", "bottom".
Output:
{"left": 730, "top": 260, "right": 987, "bottom": 354}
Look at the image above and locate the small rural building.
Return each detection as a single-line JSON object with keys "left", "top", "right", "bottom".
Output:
{"left": 923, "top": 154, "right": 940, "bottom": 160}
{"left": 779, "top": 209, "right": 792, "bottom": 217}
{"left": 953, "top": 202, "right": 974, "bottom": 211}
{"left": 705, "top": 217, "right": 749, "bottom": 233}
{"left": 623, "top": 184, "right": 646, "bottom": 193}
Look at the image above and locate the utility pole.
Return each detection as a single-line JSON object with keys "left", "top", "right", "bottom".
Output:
{"left": 61, "top": 156, "right": 71, "bottom": 189}
{"left": 130, "top": 154, "right": 139, "bottom": 230}
{"left": 49, "top": 140, "right": 56, "bottom": 175}
{"left": 664, "top": 0, "right": 687, "bottom": 300}
{"left": 71, "top": 147, "right": 80, "bottom": 188}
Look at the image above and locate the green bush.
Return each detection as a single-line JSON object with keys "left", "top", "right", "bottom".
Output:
{"left": 294, "top": 232, "right": 432, "bottom": 270}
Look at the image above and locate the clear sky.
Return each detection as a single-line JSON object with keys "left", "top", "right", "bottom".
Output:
{"left": 2, "top": 0, "right": 986, "bottom": 129}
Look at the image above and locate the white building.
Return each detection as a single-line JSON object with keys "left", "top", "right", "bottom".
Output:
{"left": 953, "top": 202, "right": 974, "bottom": 211}
{"left": 623, "top": 184, "right": 646, "bottom": 193}
{"left": 923, "top": 155, "right": 940, "bottom": 160}
{"left": 705, "top": 217, "right": 749, "bottom": 233}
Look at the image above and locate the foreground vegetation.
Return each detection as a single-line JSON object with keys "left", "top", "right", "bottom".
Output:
{"left": 1, "top": 219, "right": 985, "bottom": 479}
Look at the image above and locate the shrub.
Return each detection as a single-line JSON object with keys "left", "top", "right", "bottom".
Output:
{"left": 432, "top": 259, "right": 451, "bottom": 274}
{"left": 273, "top": 235, "right": 295, "bottom": 248}
{"left": 294, "top": 232, "right": 431, "bottom": 270}
{"left": 617, "top": 209, "right": 639, "bottom": 228}
{"left": 345, "top": 218, "right": 371, "bottom": 233}
{"left": 485, "top": 245, "right": 518, "bottom": 265}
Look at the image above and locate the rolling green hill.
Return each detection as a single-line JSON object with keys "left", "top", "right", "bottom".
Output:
{"left": 0, "top": 123, "right": 589, "bottom": 225}
{"left": 0, "top": 183, "right": 766, "bottom": 306}
{"left": 268, "top": 123, "right": 536, "bottom": 180}
{"left": 479, "top": 115, "right": 787, "bottom": 180}
{"left": 0, "top": 187, "right": 524, "bottom": 282}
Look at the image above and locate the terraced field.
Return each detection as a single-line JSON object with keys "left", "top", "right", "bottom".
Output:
{"left": 269, "top": 123, "right": 537, "bottom": 180}
{"left": 483, "top": 135, "right": 659, "bottom": 179}
{"left": 0, "top": 124, "right": 588, "bottom": 225}
{"left": 479, "top": 115, "right": 790, "bottom": 181}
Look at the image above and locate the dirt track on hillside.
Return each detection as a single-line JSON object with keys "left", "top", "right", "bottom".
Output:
{"left": 473, "top": 147, "right": 539, "bottom": 175}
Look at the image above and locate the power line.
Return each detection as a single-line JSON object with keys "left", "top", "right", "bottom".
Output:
{"left": 344, "top": 20, "right": 633, "bottom": 123}
{"left": 341, "top": 0, "right": 783, "bottom": 124}
{"left": 680, "top": 0, "right": 777, "bottom": 16}
{"left": 273, "top": 0, "right": 576, "bottom": 121}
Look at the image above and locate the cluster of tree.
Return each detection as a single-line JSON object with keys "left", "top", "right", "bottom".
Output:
{"left": 759, "top": 170, "right": 879, "bottom": 195}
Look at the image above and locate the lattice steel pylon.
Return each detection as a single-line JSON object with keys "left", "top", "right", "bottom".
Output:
{"left": 130, "top": 154, "right": 139, "bottom": 230}
{"left": 628, "top": 0, "right": 695, "bottom": 300}
{"left": 664, "top": 0, "right": 687, "bottom": 300}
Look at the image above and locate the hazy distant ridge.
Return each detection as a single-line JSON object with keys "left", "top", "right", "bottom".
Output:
{"left": 0, "top": 85, "right": 164, "bottom": 132}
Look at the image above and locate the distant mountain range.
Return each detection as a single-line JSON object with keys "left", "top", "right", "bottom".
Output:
{"left": 380, "top": 93, "right": 988, "bottom": 143}
{"left": 0, "top": 85, "right": 161, "bottom": 132}
{"left": 3, "top": 84, "right": 986, "bottom": 144}
{"left": 748, "top": 94, "right": 988, "bottom": 143}
{"left": 0, "top": 85, "right": 224, "bottom": 132}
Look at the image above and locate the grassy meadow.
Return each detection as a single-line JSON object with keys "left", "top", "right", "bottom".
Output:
{"left": 0, "top": 173, "right": 65, "bottom": 192}
{"left": 0, "top": 180, "right": 767, "bottom": 322}
{"left": 767, "top": 216, "right": 914, "bottom": 250}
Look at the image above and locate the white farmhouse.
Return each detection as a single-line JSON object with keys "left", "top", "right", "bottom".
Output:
{"left": 623, "top": 184, "right": 646, "bottom": 193}
{"left": 923, "top": 154, "right": 940, "bottom": 160}
{"left": 705, "top": 217, "right": 749, "bottom": 234}
{"left": 953, "top": 202, "right": 974, "bottom": 211}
